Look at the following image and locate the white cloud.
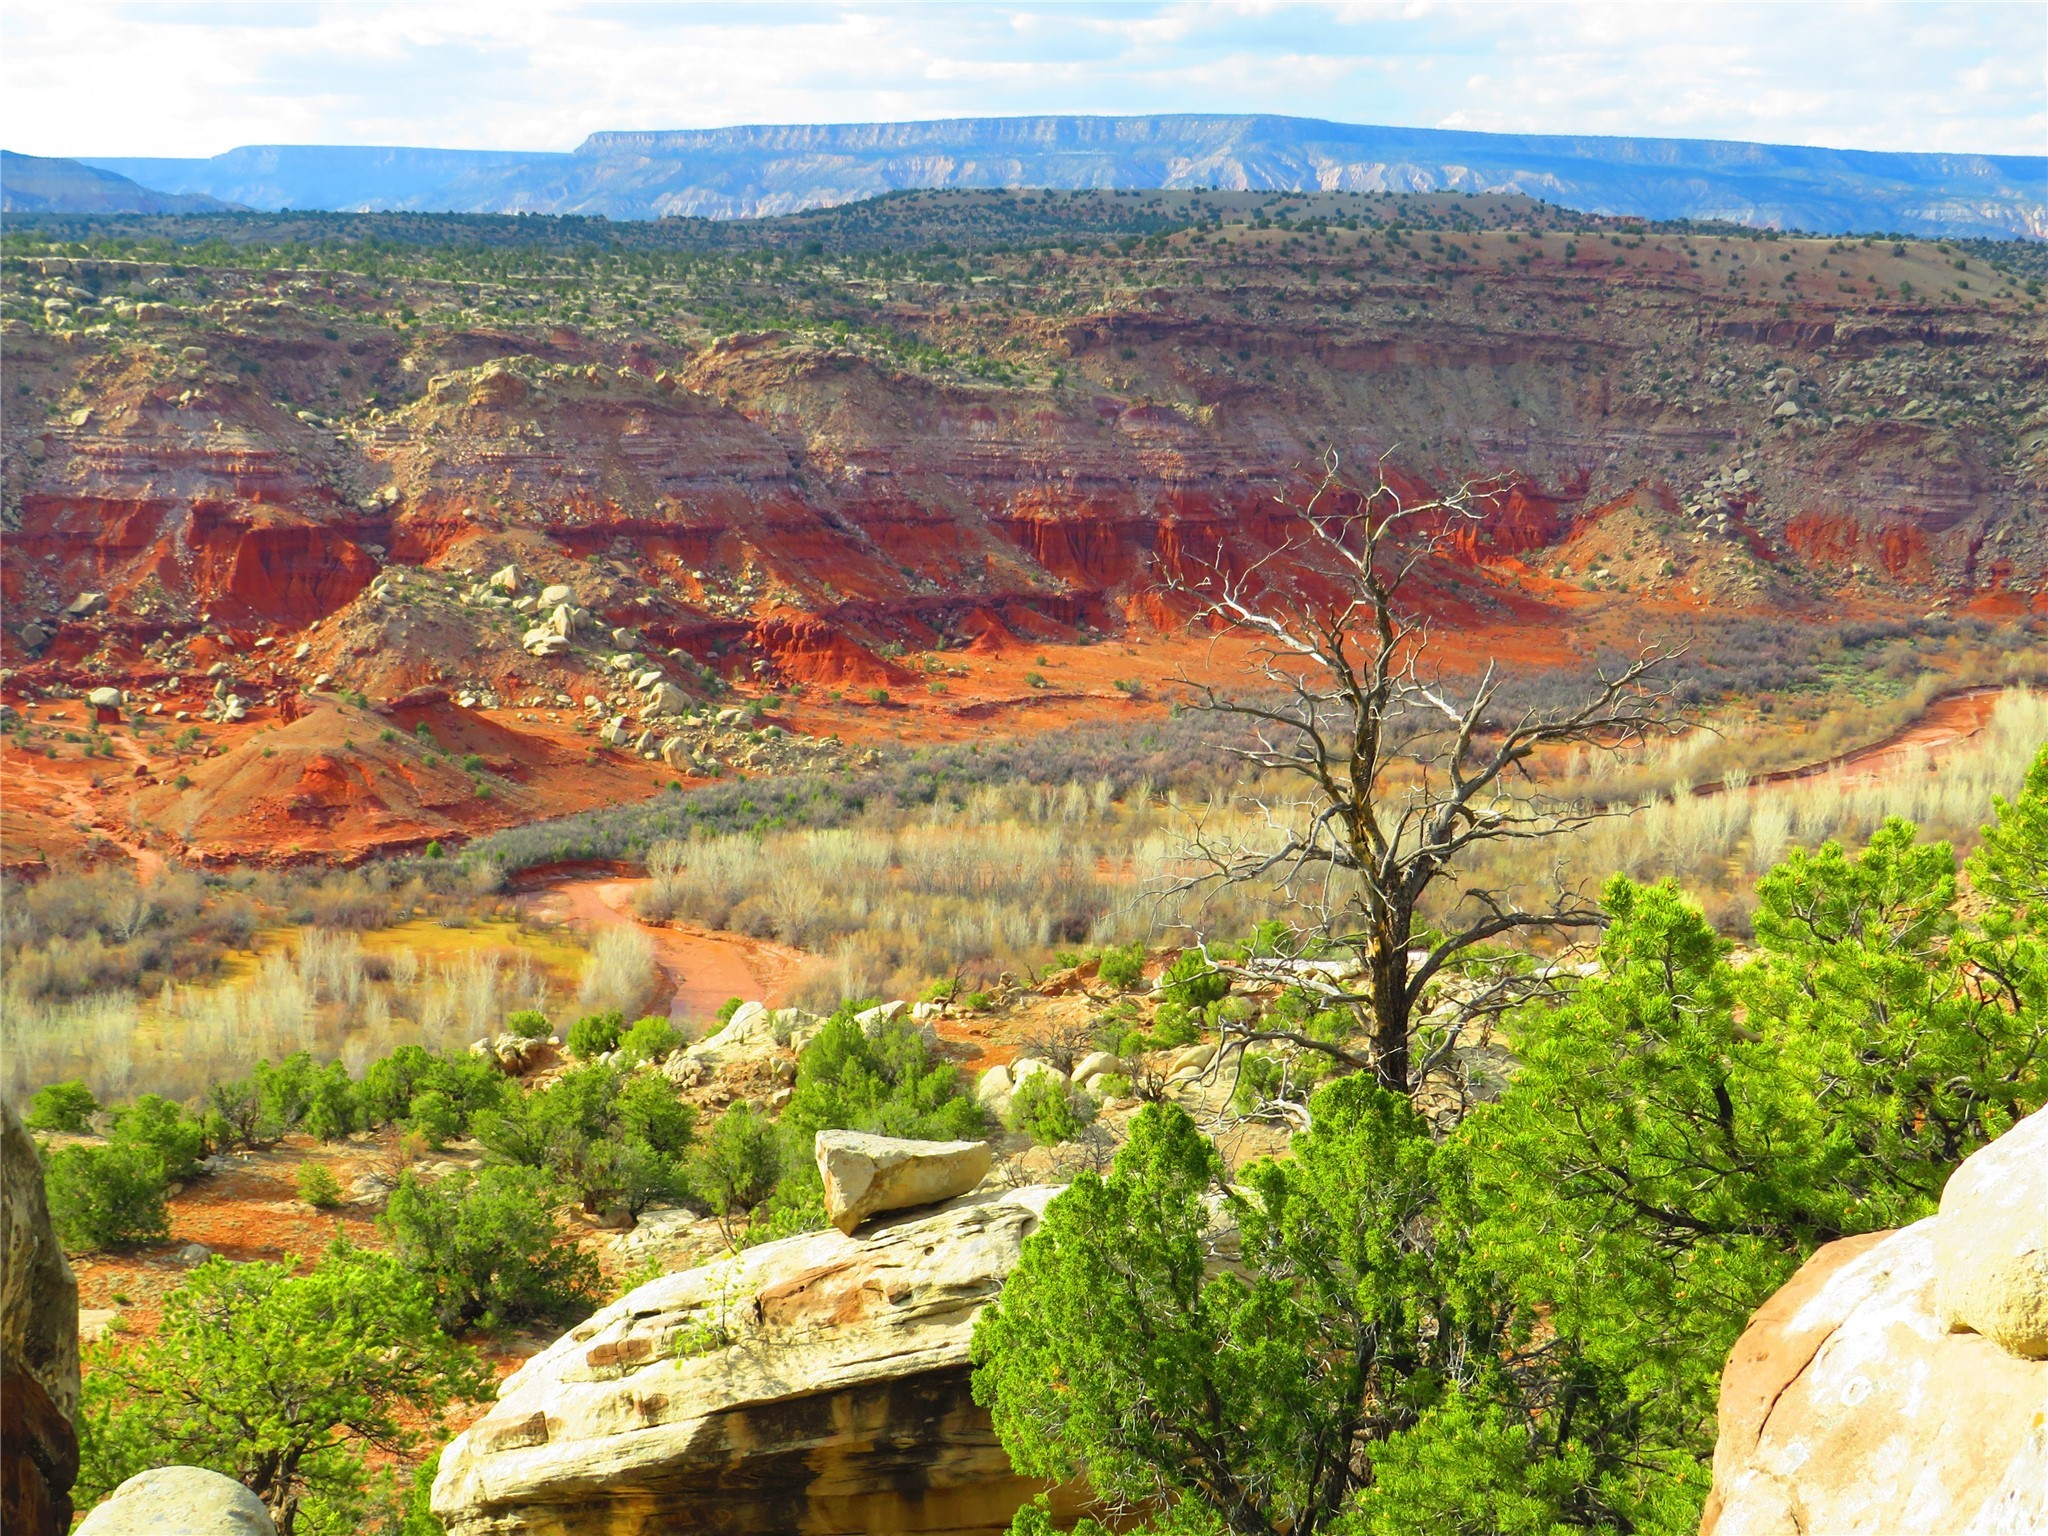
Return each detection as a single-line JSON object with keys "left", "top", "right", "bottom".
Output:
{"left": 0, "top": 0, "right": 2039, "bottom": 158}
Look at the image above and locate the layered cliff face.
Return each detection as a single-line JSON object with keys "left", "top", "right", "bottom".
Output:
{"left": 4, "top": 197, "right": 2043, "bottom": 855}
{"left": 1702, "top": 1106, "right": 2047, "bottom": 1535}
{"left": 433, "top": 1186, "right": 1080, "bottom": 1536}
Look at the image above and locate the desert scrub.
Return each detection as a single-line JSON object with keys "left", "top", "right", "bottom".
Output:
{"left": 1006, "top": 1073, "right": 1091, "bottom": 1146}
{"left": 297, "top": 1161, "right": 344, "bottom": 1208}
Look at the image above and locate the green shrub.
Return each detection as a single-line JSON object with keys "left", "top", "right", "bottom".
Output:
{"left": 474, "top": 1063, "right": 692, "bottom": 1218}
{"left": 714, "top": 996, "right": 746, "bottom": 1026}
{"left": 407, "top": 1089, "right": 461, "bottom": 1149}
{"left": 109, "top": 1095, "right": 205, "bottom": 1181}
{"left": 363, "top": 1046, "right": 511, "bottom": 1134}
{"left": 688, "top": 1103, "right": 782, "bottom": 1244}
{"left": 297, "top": 1161, "right": 344, "bottom": 1208}
{"left": 43, "top": 1142, "right": 169, "bottom": 1251}
{"left": 380, "top": 1165, "right": 599, "bottom": 1330}
{"left": 505, "top": 1009, "right": 552, "bottom": 1041}
{"left": 1158, "top": 949, "right": 1229, "bottom": 1011}
{"left": 566, "top": 1010, "right": 624, "bottom": 1059}
{"left": 25, "top": 1079, "right": 100, "bottom": 1133}
{"left": 1006, "top": 1073, "right": 1088, "bottom": 1146}
{"left": 782, "top": 1013, "right": 985, "bottom": 1145}
{"left": 75, "top": 1243, "right": 490, "bottom": 1526}
{"left": 618, "top": 1015, "right": 681, "bottom": 1064}
{"left": 301, "top": 1060, "right": 363, "bottom": 1142}
{"left": 1096, "top": 942, "right": 1147, "bottom": 991}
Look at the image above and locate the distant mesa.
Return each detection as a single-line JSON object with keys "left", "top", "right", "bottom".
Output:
{"left": 0, "top": 151, "right": 241, "bottom": 215}
{"left": 33, "top": 115, "right": 2045, "bottom": 238}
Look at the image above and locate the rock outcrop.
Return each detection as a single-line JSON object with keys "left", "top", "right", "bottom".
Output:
{"left": 815, "top": 1130, "right": 993, "bottom": 1235}
{"left": 434, "top": 1186, "right": 1082, "bottom": 1535}
{"left": 74, "top": 1467, "right": 276, "bottom": 1536}
{"left": 2, "top": 1101, "right": 80, "bottom": 1536}
{"left": 1702, "top": 1107, "right": 2048, "bottom": 1535}
{"left": 1933, "top": 1101, "right": 2048, "bottom": 1359}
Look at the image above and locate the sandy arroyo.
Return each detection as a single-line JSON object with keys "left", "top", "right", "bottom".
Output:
{"left": 517, "top": 873, "right": 808, "bottom": 1024}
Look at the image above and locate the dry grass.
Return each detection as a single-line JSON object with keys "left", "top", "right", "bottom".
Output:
{"left": 635, "top": 780, "right": 1205, "bottom": 1006}
{"left": 1444, "top": 687, "right": 2048, "bottom": 933}
{"left": 3, "top": 926, "right": 558, "bottom": 1105}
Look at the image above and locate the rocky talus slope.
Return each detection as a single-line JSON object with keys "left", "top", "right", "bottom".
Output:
{"left": 1702, "top": 1104, "right": 2047, "bottom": 1535}
{"left": 434, "top": 1178, "right": 1079, "bottom": 1536}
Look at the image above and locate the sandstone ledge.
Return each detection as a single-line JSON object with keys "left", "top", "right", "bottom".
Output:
{"left": 434, "top": 1186, "right": 1074, "bottom": 1536}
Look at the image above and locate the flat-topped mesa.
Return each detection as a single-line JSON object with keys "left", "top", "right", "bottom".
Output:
{"left": 432, "top": 1185, "right": 1085, "bottom": 1536}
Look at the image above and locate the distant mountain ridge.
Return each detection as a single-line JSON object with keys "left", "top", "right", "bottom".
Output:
{"left": 0, "top": 151, "right": 240, "bottom": 215}
{"left": 60, "top": 115, "right": 2048, "bottom": 238}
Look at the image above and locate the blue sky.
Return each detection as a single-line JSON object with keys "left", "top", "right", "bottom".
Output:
{"left": 4, "top": 2, "right": 2042, "bottom": 159}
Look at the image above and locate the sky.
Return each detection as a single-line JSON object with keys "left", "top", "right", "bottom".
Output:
{"left": 3, "top": 1, "right": 2042, "bottom": 161}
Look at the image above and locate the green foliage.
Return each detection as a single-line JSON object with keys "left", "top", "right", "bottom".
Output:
{"left": 380, "top": 1165, "right": 600, "bottom": 1330}
{"left": 77, "top": 1242, "right": 490, "bottom": 1536}
{"left": 43, "top": 1141, "right": 169, "bottom": 1251}
{"left": 1974, "top": 744, "right": 2048, "bottom": 915}
{"left": 566, "top": 1009, "right": 624, "bottom": 1059}
{"left": 406, "top": 1089, "right": 460, "bottom": 1149}
{"left": 401, "top": 1451, "right": 445, "bottom": 1536}
{"left": 473, "top": 1062, "right": 693, "bottom": 1217}
{"left": 618, "top": 1014, "right": 681, "bottom": 1064}
{"left": 1096, "top": 941, "right": 1147, "bottom": 991}
{"left": 24, "top": 1078, "right": 99, "bottom": 1133}
{"left": 688, "top": 1102, "right": 782, "bottom": 1245}
{"left": 1005, "top": 1072, "right": 1088, "bottom": 1146}
{"left": 362, "top": 1046, "right": 510, "bottom": 1133}
{"left": 1460, "top": 842, "right": 2047, "bottom": 1533}
{"left": 781, "top": 1013, "right": 986, "bottom": 1145}
{"left": 504, "top": 1008, "right": 552, "bottom": 1041}
{"left": 109, "top": 1094, "right": 205, "bottom": 1181}
{"left": 976, "top": 1083, "right": 1519, "bottom": 1535}
{"left": 298, "top": 1162, "right": 344, "bottom": 1209}
{"left": 1158, "top": 948, "right": 1230, "bottom": 1011}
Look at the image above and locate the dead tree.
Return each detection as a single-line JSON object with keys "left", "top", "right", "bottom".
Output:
{"left": 1166, "top": 451, "right": 1681, "bottom": 1098}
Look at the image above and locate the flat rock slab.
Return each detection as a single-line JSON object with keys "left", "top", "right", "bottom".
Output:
{"left": 817, "top": 1130, "right": 993, "bottom": 1235}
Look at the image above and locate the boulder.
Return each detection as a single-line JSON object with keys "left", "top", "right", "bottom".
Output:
{"left": 538, "top": 584, "right": 575, "bottom": 608}
{"left": 815, "top": 1130, "right": 994, "bottom": 1235}
{"left": 545, "top": 603, "right": 578, "bottom": 638}
{"left": 1702, "top": 1107, "right": 2048, "bottom": 1536}
{"left": 433, "top": 1187, "right": 1080, "bottom": 1536}
{"left": 469, "top": 365, "right": 527, "bottom": 410}
{"left": 640, "top": 681, "right": 690, "bottom": 717}
{"left": 1934, "top": 1104, "right": 2047, "bottom": 1359}
{"left": 682, "top": 1001, "right": 781, "bottom": 1066}
{"left": 1010, "top": 1057, "right": 1066, "bottom": 1091}
{"left": 2, "top": 1101, "right": 80, "bottom": 1534}
{"left": 74, "top": 1467, "right": 275, "bottom": 1536}
{"left": 85, "top": 686, "right": 123, "bottom": 710}
{"left": 974, "top": 1064, "right": 1013, "bottom": 1104}
{"left": 63, "top": 592, "right": 105, "bottom": 618}
{"left": 1168, "top": 1042, "right": 1217, "bottom": 1076}
{"left": 1071, "top": 1051, "right": 1120, "bottom": 1083}
{"left": 488, "top": 565, "right": 519, "bottom": 595}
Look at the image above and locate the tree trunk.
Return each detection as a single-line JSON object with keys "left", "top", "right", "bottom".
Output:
{"left": 1368, "top": 934, "right": 1411, "bottom": 1095}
